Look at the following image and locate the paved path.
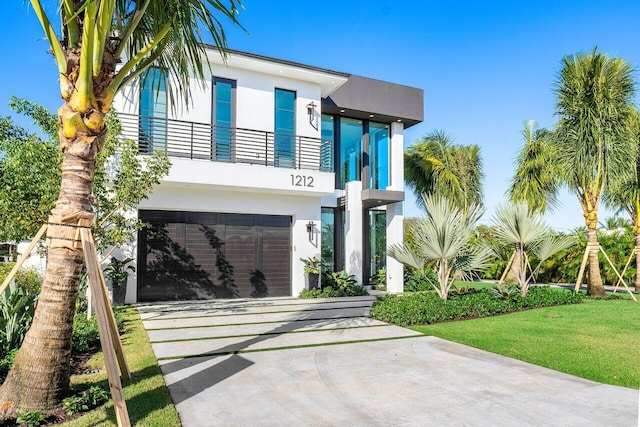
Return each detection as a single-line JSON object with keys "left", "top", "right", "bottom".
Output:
{"left": 139, "top": 296, "right": 639, "bottom": 426}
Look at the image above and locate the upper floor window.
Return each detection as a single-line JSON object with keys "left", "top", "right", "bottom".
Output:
{"left": 369, "top": 122, "right": 390, "bottom": 189}
{"left": 321, "top": 114, "right": 334, "bottom": 172}
{"left": 274, "top": 88, "right": 296, "bottom": 168}
{"left": 213, "top": 77, "right": 236, "bottom": 161}
{"left": 339, "top": 118, "right": 363, "bottom": 187}
{"left": 139, "top": 67, "right": 167, "bottom": 154}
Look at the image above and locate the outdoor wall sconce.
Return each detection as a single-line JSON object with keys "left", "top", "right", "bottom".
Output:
{"left": 306, "top": 221, "right": 316, "bottom": 241}
{"left": 306, "top": 101, "right": 318, "bottom": 130}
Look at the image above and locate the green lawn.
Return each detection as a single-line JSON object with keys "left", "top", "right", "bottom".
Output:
{"left": 411, "top": 298, "right": 640, "bottom": 388}
{"left": 63, "top": 307, "right": 180, "bottom": 426}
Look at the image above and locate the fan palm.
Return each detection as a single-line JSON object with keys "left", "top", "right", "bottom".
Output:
{"left": 388, "top": 195, "right": 491, "bottom": 299}
{"left": 554, "top": 48, "right": 636, "bottom": 297}
{"left": 405, "top": 131, "right": 484, "bottom": 215}
{"left": 0, "top": 0, "right": 243, "bottom": 415}
{"left": 491, "top": 202, "right": 575, "bottom": 296}
{"left": 604, "top": 108, "right": 640, "bottom": 292}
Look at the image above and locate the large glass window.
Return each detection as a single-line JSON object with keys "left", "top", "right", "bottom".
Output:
{"left": 274, "top": 88, "right": 296, "bottom": 168}
{"left": 339, "top": 118, "right": 362, "bottom": 187}
{"left": 369, "top": 210, "right": 386, "bottom": 278}
{"left": 321, "top": 208, "right": 335, "bottom": 271}
{"left": 139, "top": 67, "right": 167, "bottom": 153}
{"left": 213, "top": 78, "right": 235, "bottom": 161}
{"left": 369, "top": 122, "right": 390, "bottom": 189}
{"left": 321, "top": 114, "right": 334, "bottom": 172}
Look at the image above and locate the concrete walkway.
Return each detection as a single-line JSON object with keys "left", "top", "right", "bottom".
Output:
{"left": 139, "top": 296, "right": 639, "bottom": 426}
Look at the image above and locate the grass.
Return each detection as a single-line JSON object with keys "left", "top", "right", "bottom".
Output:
{"left": 411, "top": 298, "right": 640, "bottom": 388}
{"left": 62, "top": 306, "right": 180, "bottom": 426}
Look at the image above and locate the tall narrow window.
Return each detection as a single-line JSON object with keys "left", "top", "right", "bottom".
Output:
{"left": 369, "top": 122, "right": 390, "bottom": 189}
{"left": 213, "top": 77, "right": 236, "bottom": 161}
{"left": 321, "top": 114, "right": 334, "bottom": 172}
{"left": 339, "top": 118, "right": 362, "bottom": 187}
{"left": 274, "top": 88, "right": 296, "bottom": 168}
{"left": 139, "top": 68, "right": 167, "bottom": 153}
{"left": 369, "top": 210, "right": 386, "bottom": 278}
{"left": 321, "top": 208, "right": 335, "bottom": 271}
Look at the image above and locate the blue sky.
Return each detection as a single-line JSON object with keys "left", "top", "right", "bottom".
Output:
{"left": 2, "top": 1, "right": 640, "bottom": 231}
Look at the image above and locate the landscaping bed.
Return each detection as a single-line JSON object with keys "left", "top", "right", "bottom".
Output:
{"left": 370, "top": 286, "right": 582, "bottom": 326}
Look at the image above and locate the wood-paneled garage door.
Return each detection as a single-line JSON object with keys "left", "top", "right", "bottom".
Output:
{"left": 137, "top": 210, "right": 291, "bottom": 301}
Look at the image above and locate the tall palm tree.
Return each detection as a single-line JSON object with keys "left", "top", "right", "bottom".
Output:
{"left": 389, "top": 195, "right": 491, "bottom": 299}
{"left": 405, "top": 131, "right": 484, "bottom": 215}
{"left": 505, "top": 120, "right": 561, "bottom": 283}
{"left": 508, "top": 120, "right": 560, "bottom": 215}
{"left": 604, "top": 107, "right": 640, "bottom": 292}
{"left": 554, "top": 48, "right": 636, "bottom": 298}
{"left": 0, "top": 0, "right": 243, "bottom": 415}
{"left": 491, "top": 201, "right": 575, "bottom": 296}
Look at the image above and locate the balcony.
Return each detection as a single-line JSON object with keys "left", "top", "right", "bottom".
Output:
{"left": 118, "top": 113, "right": 333, "bottom": 172}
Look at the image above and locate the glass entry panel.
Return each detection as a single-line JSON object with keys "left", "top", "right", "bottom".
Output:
{"left": 213, "top": 78, "right": 235, "bottom": 161}
{"left": 321, "top": 208, "right": 335, "bottom": 271}
{"left": 274, "top": 88, "right": 296, "bottom": 168}
{"left": 339, "top": 118, "right": 362, "bottom": 187}
{"left": 369, "top": 122, "right": 390, "bottom": 189}
{"left": 139, "top": 68, "right": 167, "bottom": 153}
{"left": 369, "top": 210, "right": 386, "bottom": 278}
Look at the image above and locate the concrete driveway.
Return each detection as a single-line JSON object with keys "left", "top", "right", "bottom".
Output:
{"left": 138, "top": 296, "right": 639, "bottom": 426}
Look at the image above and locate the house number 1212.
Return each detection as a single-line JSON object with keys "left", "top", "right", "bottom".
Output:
{"left": 291, "top": 174, "right": 314, "bottom": 187}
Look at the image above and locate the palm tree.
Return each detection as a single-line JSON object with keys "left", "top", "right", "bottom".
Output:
{"left": 554, "top": 48, "right": 636, "bottom": 298}
{"left": 0, "top": 0, "right": 243, "bottom": 415}
{"left": 508, "top": 120, "right": 560, "bottom": 214}
{"left": 388, "top": 195, "right": 491, "bottom": 299}
{"left": 505, "top": 120, "right": 561, "bottom": 283}
{"left": 604, "top": 108, "right": 640, "bottom": 292}
{"left": 491, "top": 202, "right": 575, "bottom": 296}
{"left": 405, "top": 131, "right": 484, "bottom": 215}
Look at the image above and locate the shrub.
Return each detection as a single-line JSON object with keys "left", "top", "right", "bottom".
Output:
{"left": 62, "top": 394, "right": 89, "bottom": 415}
{"left": 0, "top": 348, "right": 17, "bottom": 381}
{"left": 404, "top": 268, "right": 438, "bottom": 292}
{"left": 16, "top": 410, "right": 46, "bottom": 426}
{"left": 85, "top": 385, "right": 110, "bottom": 406}
{"left": 0, "top": 281, "right": 38, "bottom": 358}
{"left": 300, "top": 284, "right": 369, "bottom": 299}
{"left": 72, "top": 312, "right": 100, "bottom": 353}
{"left": 0, "top": 264, "right": 43, "bottom": 293}
{"left": 370, "top": 286, "right": 583, "bottom": 326}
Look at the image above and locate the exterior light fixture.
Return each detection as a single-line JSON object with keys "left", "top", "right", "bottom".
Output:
{"left": 306, "top": 221, "right": 316, "bottom": 241}
{"left": 306, "top": 102, "right": 318, "bottom": 130}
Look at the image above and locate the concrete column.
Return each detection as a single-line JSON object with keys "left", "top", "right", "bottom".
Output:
{"left": 386, "top": 201, "right": 404, "bottom": 293}
{"left": 389, "top": 122, "right": 405, "bottom": 191}
{"left": 345, "top": 180, "right": 363, "bottom": 284}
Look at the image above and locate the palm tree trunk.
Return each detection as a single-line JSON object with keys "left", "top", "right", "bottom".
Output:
{"left": 586, "top": 227, "right": 606, "bottom": 298}
{"left": 505, "top": 245, "right": 520, "bottom": 284}
{"left": 0, "top": 104, "right": 102, "bottom": 416}
{"left": 635, "top": 233, "right": 640, "bottom": 293}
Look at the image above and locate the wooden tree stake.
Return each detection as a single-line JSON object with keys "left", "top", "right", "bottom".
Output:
{"left": 498, "top": 250, "right": 516, "bottom": 285}
{"left": 0, "top": 224, "right": 47, "bottom": 295}
{"left": 80, "top": 228, "right": 131, "bottom": 427}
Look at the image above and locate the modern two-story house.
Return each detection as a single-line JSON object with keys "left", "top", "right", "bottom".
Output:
{"left": 113, "top": 48, "right": 423, "bottom": 303}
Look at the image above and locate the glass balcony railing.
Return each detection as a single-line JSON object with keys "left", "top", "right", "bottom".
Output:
{"left": 118, "top": 113, "right": 333, "bottom": 172}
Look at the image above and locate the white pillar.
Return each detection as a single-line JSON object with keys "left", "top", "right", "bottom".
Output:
{"left": 386, "top": 202, "right": 404, "bottom": 293}
{"left": 345, "top": 180, "right": 363, "bottom": 284}
{"left": 389, "top": 122, "right": 405, "bottom": 191}
{"left": 386, "top": 121, "right": 405, "bottom": 293}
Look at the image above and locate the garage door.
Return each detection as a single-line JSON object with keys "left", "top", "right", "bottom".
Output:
{"left": 137, "top": 210, "right": 291, "bottom": 301}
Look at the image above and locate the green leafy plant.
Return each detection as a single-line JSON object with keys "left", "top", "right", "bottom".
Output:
{"left": 103, "top": 257, "right": 135, "bottom": 288}
{"left": 85, "top": 385, "right": 110, "bottom": 406}
{"left": 0, "top": 281, "right": 38, "bottom": 358}
{"left": 490, "top": 283, "right": 518, "bottom": 300}
{"left": 62, "top": 394, "right": 89, "bottom": 415}
{"left": 331, "top": 270, "right": 357, "bottom": 288}
{"left": 300, "top": 256, "right": 322, "bottom": 274}
{"left": 16, "top": 410, "right": 46, "bottom": 426}
{"left": 0, "top": 349, "right": 17, "bottom": 381}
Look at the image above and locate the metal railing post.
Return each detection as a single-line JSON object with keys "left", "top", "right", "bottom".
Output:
{"left": 190, "top": 122, "right": 194, "bottom": 159}
{"left": 265, "top": 132, "right": 268, "bottom": 166}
